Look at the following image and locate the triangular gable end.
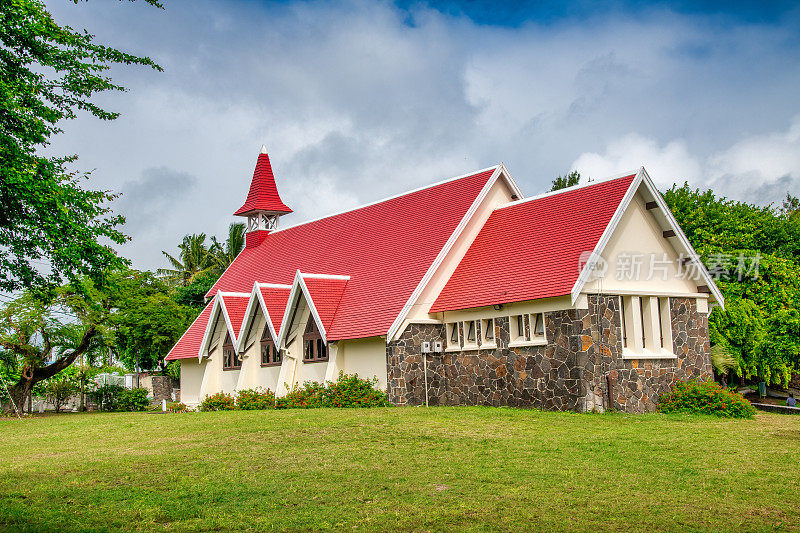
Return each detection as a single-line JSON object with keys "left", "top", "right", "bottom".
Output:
{"left": 234, "top": 282, "right": 292, "bottom": 353}
{"left": 197, "top": 292, "right": 251, "bottom": 360}
{"left": 385, "top": 164, "right": 524, "bottom": 341}
{"left": 570, "top": 167, "right": 724, "bottom": 308}
{"left": 276, "top": 271, "right": 351, "bottom": 347}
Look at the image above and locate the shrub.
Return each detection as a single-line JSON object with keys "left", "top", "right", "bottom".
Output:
{"left": 236, "top": 388, "right": 275, "bottom": 410}
{"left": 89, "top": 384, "right": 125, "bottom": 411}
{"left": 166, "top": 402, "right": 190, "bottom": 412}
{"left": 275, "top": 373, "right": 389, "bottom": 409}
{"left": 42, "top": 374, "right": 79, "bottom": 413}
{"left": 165, "top": 361, "right": 181, "bottom": 381}
{"left": 117, "top": 388, "right": 150, "bottom": 412}
{"left": 275, "top": 381, "right": 325, "bottom": 409}
{"left": 657, "top": 379, "right": 756, "bottom": 418}
{"left": 323, "top": 372, "right": 390, "bottom": 408}
{"left": 200, "top": 392, "right": 236, "bottom": 411}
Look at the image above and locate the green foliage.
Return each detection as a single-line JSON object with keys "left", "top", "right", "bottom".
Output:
{"left": 166, "top": 402, "right": 190, "bottom": 413}
{"left": 0, "top": 0, "right": 161, "bottom": 297}
{"left": 165, "top": 361, "right": 181, "bottom": 381}
{"left": 657, "top": 379, "right": 756, "bottom": 418}
{"left": 754, "top": 309, "right": 800, "bottom": 386}
{"left": 106, "top": 269, "right": 197, "bottom": 371}
{"left": 275, "top": 373, "right": 389, "bottom": 409}
{"left": 172, "top": 272, "right": 218, "bottom": 309}
{"left": 663, "top": 183, "right": 800, "bottom": 260}
{"left": 235, "top": 388, "right": 276, "bottom": 410}
{"left": 89, "top": 384, "right": 124, "bottom": 412}
{"left": 323, "top": 372, "right": 391, "bottom": 408}
{"left": 160, "top": 223, "right": 243, "bottom": 292}
{"left": 200, "top": 392, "right": 236, "bottom": 411}
{"left": 41, "top": 373, "right": 79, "bottom": 413}
{"left": 158, "top": 234, "right": 217, "bottom": 287}
{"left": 275, "top": 381, "right": 326, "bottom": 409}
{"left": 117, "top": 388, "right": 150, "bottom": 412}
{"left": 549, "top": 170, "right": 581, "bottom": 192}
{"left": 709, "top": 345, "right": 738, "bottom": 376}
{"left": 664, "top": 185, "right": 800, "bottom": 386}
{"left": 210, "top": 223, "right": 246, "bottom": 276}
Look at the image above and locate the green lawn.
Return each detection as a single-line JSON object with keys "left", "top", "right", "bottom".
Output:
{"left": 1, "top": 408, "right": 798, "bottom": 532}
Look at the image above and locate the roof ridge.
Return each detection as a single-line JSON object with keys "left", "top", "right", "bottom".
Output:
{"left": 300, "top": 273, "right": 351, "bottom": 280}
{"left": 257, "top": 282, "right": 293, "bottom": 289}
{"left": 270, "top": 165, "right": 501, "bottom": 235}
{"left": 495, "top": 168, "right": 642, "bottom": 210}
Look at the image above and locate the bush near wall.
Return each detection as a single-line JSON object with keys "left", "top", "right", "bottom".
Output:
{"left": 323, "top": 373, "right": 390, "bottom": 408}
{"left": 275, "top": 373, "right": 389, "bottom": 409}
{"left": 117, "top": 388, "right": 150, "bottom": 412}
{"left": 197, "top": 374, "right": 389, "bottom": 412}
{"left": 200, "top": 392, "right": 236, "bottom": 411}
{"left": 657, "top": 379, "right": 756, "bottom": 418}
{"left": 275, "top": 382, "right": 325, "bottom": 409}
{"left": 89, "top": 384, "right": 125, "bottom": 411}
{"left": 166, "top": 402, "right": 190, "bottom": 412}
{"left": 236, "top": 389, "right": 276, "bottom": 410}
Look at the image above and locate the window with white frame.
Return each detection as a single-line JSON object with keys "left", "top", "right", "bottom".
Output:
{"left": 530, "top": 313, "right": 546, "bottom": 341}
{"left": 481, "top": 318, "right": 496, "bottom": 347}
{"left": 222, "top": 333, "right": 241, "bottom": 370}
{"left": 446, "top": 322, "right": 461, "bottom": 350}
{"left": 462, "top": 320, "right": 478, "bottom": 349}
{"left": 619, "top": 296, "right": 673, "bottom": 357}
{"left": 509, "top": 314, "right": 528, "bottom": 344}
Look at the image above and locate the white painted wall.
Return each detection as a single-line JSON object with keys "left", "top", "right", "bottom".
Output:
{"left": 179, "top": 358, "right": 205, "bottom": 407}
{"left": 338, "top": 336, "right": 387, "bottom": 391}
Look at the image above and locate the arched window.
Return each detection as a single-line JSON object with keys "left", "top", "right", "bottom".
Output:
{"left": 303, "top": 319, "right": 327, "bottom": 362}
{"left": 222, "top": 333, "right": 241, "bottom": 370}
{"left": 260, "top": 326, "right": 281, "bottom": 367}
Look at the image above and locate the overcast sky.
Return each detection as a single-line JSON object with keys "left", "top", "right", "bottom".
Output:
{"left": 43, "top": 0, "right": 800, "bottom": 271}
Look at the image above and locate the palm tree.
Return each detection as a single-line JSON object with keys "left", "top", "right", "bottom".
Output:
{"left": 210, "top": 223, "right": 246, "bottom": 276}
{"left": 158, "top": 233, "right": 215, "bottom": 286}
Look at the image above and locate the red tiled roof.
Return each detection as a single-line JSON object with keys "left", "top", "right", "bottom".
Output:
{"left": 165, "top": 300, "right": 214, "bottom": 360}
{"left": 220, "top": 294, "right": 249, "bottom": 340}
{"left": 208, "top": 167, "right": 499, "bottom": 340}
{"left": 258, "top": 285, "right": 292, "bottom": 339}
{"left": 234, "top": 151, "right": 292, "bottom": 216}
{"left": 302, "top": 276, "right": 349, "bottom": 334}
{"left": 430, "top": 175, "right": 636, "bottom": 313}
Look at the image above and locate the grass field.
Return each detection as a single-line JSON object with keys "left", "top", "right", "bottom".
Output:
{"left": 1, "top": 408, "right": 799, "bottom": 532}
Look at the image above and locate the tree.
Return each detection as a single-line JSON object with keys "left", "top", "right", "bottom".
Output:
{"left": 0, "top": 291, "right": 102, "bottom": 413}
{"left": 664, "top": 184, "right": 800, "bottom": 387}
{"left": 211, "top": 223, "right": 246, "bottom": 276}
{"left": 173, "top": 272, "right": 218, "bottom": 309}
{"left": 550, "top": 171, "right": 581, "bottom": 192}
{"left": 0, "top": 0, "right": 162, "bottom": 297}
{"left": 780, "top": 193, "right": 800, "bottom": 220}
{"left": 107, "top": 269, "right": 197, "bottom": 371}
{"left": 158, "top": 234, "right": 216, "bottom": 286}
{"left": 755, "top": 309, "right": 800, "bottom": 386}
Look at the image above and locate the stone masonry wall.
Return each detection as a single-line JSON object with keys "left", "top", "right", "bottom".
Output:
{"left": 386, "top": 311, "right": 586, "bottom": 410}
{"left": 386, "top": 295, "right": 713, "bottom": 413}
{"left": 580, "top": 295, "right": 713, "bottom": 413}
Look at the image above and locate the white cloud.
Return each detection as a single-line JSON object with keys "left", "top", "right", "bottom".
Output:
{"left": 572, "top": 115, "right": 800, "bottom": 204}
{"left": 41, "top": 0, "right": 800, "bottom": 269}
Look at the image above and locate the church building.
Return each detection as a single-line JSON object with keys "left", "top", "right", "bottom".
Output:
{"left": 165, "top": 147, "right": 722, "bottom": 413}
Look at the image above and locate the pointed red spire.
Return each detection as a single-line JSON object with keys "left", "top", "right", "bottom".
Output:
{"left": 234, "top": 146, "right": 292, "bottom": 216}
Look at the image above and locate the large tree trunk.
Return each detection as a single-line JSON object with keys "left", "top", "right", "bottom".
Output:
{"left": 5, "top": 326, "right": 96, "bottom": 415}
